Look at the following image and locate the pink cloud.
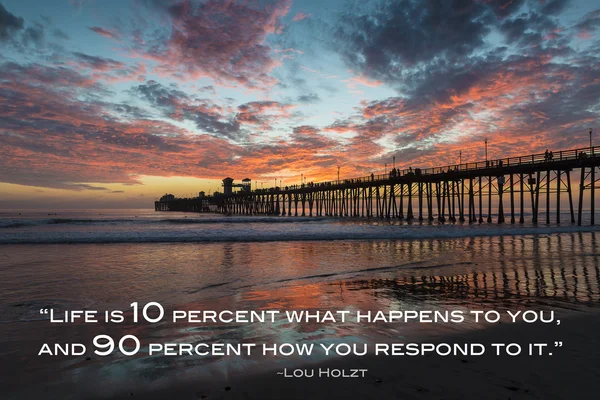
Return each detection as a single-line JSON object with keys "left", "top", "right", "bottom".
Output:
{"left": 577, "top": 30, "right": 592, "bottom": 39}
{"left": 134, "top": 0, "right": 291, "bottom": 89}
{"left": 292, "top": 12, "right": 311, "bottom": 22}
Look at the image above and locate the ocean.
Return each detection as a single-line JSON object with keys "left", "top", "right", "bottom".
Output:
{"left": 1, "top": 209, "right": 600, "bottom": 399}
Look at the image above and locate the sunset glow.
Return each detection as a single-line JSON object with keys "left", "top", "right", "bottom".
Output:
{"left": 1, "top": 0, "right": 599, "bottom": 208}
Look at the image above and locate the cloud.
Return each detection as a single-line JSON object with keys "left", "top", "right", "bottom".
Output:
{"left": 499, "top": 8, "right": 569, "bottom": 50}
{"left": 1, "top": 0, "right": 599, "bottom": 194}
{"left": 53, "top": 28, "right": 70, "bottom": 40}
{"left": 89, "top": 26, "right": 121, "bottom": 40}
{"left": 70, "top": 52, "right": 146, "bottom": 83}
{"left": 539, "top": 0, "right": 571, "bottom": 16}
{"left": 133, "top": 0, "right": 292, "bottom": 89}
{"left": 334, "top": 0, "right": 497, "bottom": 83}
{"left": 236, "top": 100, "right": 295, "bottom": 129}
{"left": 0, "top": 61, "right": 98, "bottom": 88}
{"left": 0, "top": 63, "right": 243, "bottom": 189}
{"left": 132, "top": 80, "right": 242, "bottom": 140}
{"left": 22, "top": 23, "right": 44, "bottom": 46}
{"left": 325, "top": 49, "right": 600, "bottom": 168}
{"left": 0, "top": 4, "right": 24, "bottom": 41}
{"left": 73, "top": 52, "right": 125, "bottom": 71}
{"left": 292, "top": 125, "right": 337, "bottom": 149}
{"left": 292, "top": 12, "right": 310, "bottom": 22}
{"left": 296, "top": 92, "right": 320, "bottom": 104}
{"left": 574, "top": 9, "right": 600, "bottom": 38}
{"left": 332, "top": 0, "right": 576, "bottom": 93}
{"left": 69, "top": 183, "right": 109, "bottom": 191}
{"left": 0, "top": 60, "right": 346, "bottom": 189}
{"left": 0, "top": 3, "right": 45, "bottom": 47}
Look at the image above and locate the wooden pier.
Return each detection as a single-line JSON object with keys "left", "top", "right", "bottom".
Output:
{"left": 156, "top": 145, "right": 600, "bottom": 225}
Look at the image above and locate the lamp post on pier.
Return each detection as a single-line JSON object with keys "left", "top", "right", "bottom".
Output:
{"left": 485, "top": 139, "right": 488, "bottom": 163}
{"left": 459, "top": 151, "right": 462, "bottom": 165}
{"left": 393, "top": 155, "right": 396, "bottom": 170}
{"left": 337, "top": 166, "right": 340, "bottom": 184}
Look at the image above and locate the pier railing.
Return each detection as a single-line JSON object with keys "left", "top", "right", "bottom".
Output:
{"left": 276, "top": 145, "right": 599, "bottom": 192}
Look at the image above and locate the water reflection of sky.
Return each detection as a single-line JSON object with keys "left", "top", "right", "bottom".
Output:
{"left": 1, "top": 232, "right": 599, "bottom": 398}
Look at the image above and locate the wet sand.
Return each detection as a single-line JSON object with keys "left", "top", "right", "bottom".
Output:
{"left": 100, "top": 310, "right": 600, "bottom": 400}
{"left": 3, "top": 232, "right": 600, "bottom": 399}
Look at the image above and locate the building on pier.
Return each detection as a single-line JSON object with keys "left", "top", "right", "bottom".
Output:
{"left": 159, "top": 193, "right": 175, "bottom": 202}
{"left": 222, "top": 177, "right": 252, "bottom": 195}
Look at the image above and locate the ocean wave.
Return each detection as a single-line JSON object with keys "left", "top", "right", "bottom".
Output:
{"left": 0, "top": 216, "right": 329, "bottom": 229}
{"left": 1, "top": 224, "right": 599, "bottom": 244}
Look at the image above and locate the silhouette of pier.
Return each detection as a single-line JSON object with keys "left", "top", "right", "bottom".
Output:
{"left": 155, "top": 145, "right": 600, "bottom": 225}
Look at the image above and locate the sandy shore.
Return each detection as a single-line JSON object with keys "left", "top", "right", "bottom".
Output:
{"left": 93, "top": 310, "right": 600, "bottom": 400}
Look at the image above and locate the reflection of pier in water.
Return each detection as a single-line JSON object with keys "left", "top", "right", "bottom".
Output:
{"left": 157, "top": 145, "right": 600, "bottom": 226}
{"left": 340, "top": 232, "right": 600, "bottom": 306}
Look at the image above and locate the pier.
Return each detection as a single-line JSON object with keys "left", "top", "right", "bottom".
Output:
{"left": 155, "top": 145, "right": 600, "bottom": 225}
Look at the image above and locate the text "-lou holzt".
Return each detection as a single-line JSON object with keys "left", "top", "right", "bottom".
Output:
{"left": 277, "top": 368, "right": 368, "bottom": 378}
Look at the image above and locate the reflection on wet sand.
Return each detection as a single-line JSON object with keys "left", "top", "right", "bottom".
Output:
{"left": 1, "top": 232, "right": 600, "bottom": 399}
{"left": 336, "top": 232, "right": 600, "bottom": 308}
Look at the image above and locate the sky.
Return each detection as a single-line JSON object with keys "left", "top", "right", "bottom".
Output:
{"left": 0, "top": 0, "right": 599, "bottom": 209}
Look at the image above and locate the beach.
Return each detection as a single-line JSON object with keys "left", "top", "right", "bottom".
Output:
{"left": 1, "top": 209, "right": 599, "bottom": 399}
{"left": 122, "top": 311, "right": 600, "bottom": 400}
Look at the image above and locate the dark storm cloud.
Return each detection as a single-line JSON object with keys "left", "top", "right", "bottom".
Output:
{"left": 0, "top": 3, "right": 24, "bottom": 40}
{"left": 333, "top": 0, "right": 577, "bottom": 92}
{"left": 335, "top": 0, "right": 496, "bottom": 81}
